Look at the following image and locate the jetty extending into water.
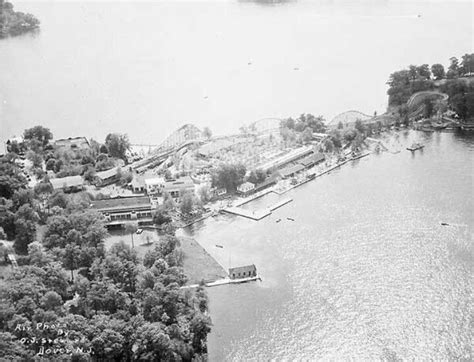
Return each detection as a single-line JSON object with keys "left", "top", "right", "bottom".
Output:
{"left": 181, "top": 275, "right": 262, "bottom": 289}
{"left": 223, "top": 197, "right": 293, "bottom": 220}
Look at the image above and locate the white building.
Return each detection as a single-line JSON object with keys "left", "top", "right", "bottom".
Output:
{"left": 237, "top": 182, "right": 255, "bottom": 195}
{"left": 144, "top": 177, "right": 166, "bottom": 196}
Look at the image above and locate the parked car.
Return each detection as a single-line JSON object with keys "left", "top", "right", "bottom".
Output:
{"left": 136, "top": 228, "right": 143, "bottom": 234}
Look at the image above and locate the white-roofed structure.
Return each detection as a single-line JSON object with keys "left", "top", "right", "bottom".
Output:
{"left": 49, "top": 175, "right": 84, "bottom": 192}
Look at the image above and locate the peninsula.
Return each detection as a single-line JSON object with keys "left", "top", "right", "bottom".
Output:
{"left": 0, "top": 0, "right": 39, "bottom": 39}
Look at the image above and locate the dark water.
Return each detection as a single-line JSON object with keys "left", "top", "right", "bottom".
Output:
{"left": 181, "top": 131, "right": 473, "bottom": 360}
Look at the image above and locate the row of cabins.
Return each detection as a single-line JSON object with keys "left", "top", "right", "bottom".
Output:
{"left": 46, "top": 168, "right": 121, "bottom": 193}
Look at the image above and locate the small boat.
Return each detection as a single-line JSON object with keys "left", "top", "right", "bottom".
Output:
{"left": 215, "top": 244, "right": 223, "bottom": 248}
{"left": 287, "top": 217, "right": 295, "bottom": 221}
{"left": 440, "top": 222, "right": 449, "bottom": 226}
{"left": 276, "top": 219, "right": 281, "bottom": 223}
{"left": 407, "top": 142, "right": 424, "bottom": 151}
{"left": 293, "top": 67, "right": 299, "bottom": 71}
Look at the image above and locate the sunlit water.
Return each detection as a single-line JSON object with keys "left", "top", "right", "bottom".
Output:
{"left": 181, "top": 131, "right": 473, "bottom": 360}
{"left": 1, "top": 1, "right": 472, "bottom": 146}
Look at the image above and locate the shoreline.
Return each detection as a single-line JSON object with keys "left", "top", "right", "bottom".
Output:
{"left": 179, "top": 150, "right": 374, "bottom": 287}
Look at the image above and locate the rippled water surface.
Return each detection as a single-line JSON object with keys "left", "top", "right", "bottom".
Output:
{"left": 182, "top": 131, "right": 473, "bottom": 360}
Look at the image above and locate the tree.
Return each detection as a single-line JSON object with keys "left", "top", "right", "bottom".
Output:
{"left": 63, "top": 243, "right": 81, "bottom": 281}
{"left": 196, "top": 184, "right": 211, "bottom": 203}
{"left": 247, "top": 169, "right": 266, "bottom": 184}
{"left": 416, "top": 64, "right": 431, "bottom": 79}
{"left": 460, "top": 53, "right": 474, "bottom": 75}
{"left": 431, "top": 63, "right": 445, "bottom": 80}
{"left": 180, "top": 192, "right": 194, "bottom": 216}
{"left": 27, "top": 241, "right": 52, "bottom": 266}
{"left": 423, "top": 98, "right": 434, "bottom": 118}
{"left": 202, "top": 127, "right": 212, "bottom": 139}
{"left": 447, "top": 57, "right": 459, "bottom": 78}
{"left": 408, "top": 65, "right": 418, "bottom": 80}
{"left": 124, "top": 222, "right": 138, "bottom": 249}
{"left": 14, "top": 204, "right": 39, "bottom": 254}
{"left": 105, "top": 133, "right": 130, "bottom": 161}
{"left": 300, "top": 127, "right": 313, "bottom": 144}
{"left": 26, "top": 150, "right": 43, "bottom": 169}
{"left": 211, "top": 163, "right": 246, "bottom": 192}
{"left": 354, "top": 119, "right": 367, "bottom": 135}
{"left": 153, "top": 205, "right": 172, "bottom": 225}
{"left": 23, "top": 126, "right": 53, "bottom": 148}
{"left": 0, "top": 157, "right": 28, "bottom": 199}
{"left": 190, "top": 313, "right": 212, "bottom": 354}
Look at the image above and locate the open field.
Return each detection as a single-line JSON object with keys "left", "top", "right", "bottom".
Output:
{"left": 179, "top": 236, "right": 227, "bottom": 285}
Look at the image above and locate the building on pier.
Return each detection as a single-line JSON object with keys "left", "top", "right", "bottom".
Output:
{"left": 229, "top": 264, "right": 257, "bottom": 279}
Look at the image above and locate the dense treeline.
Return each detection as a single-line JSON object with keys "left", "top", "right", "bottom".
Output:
{"left": 387, "top": 54, "right": 474, "bottom": 121}
{"left": 280, "top": 113, "right": 327, "bottom": 145}
{"left": 7, "top": 125, "right": 131, "bottom": 181}
{"left": 1, "top": 126, "right": 211, "bottom": 360}
{"left": 0, "top": 0, "right": 39, "bottom": 38}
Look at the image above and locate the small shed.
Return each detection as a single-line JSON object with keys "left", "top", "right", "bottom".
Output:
{"left": 229, "top": 264, "right": 257, "bottom": 279}
{"left": 237, "top": 182, "right": 255, "bottom": 196}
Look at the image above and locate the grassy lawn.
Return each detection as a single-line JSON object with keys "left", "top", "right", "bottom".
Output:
{"left": 179, "top": 236, "right": 227, "bottom": 285}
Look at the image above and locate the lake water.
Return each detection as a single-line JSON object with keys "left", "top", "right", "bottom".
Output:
{"left": 2, "top": 1, "right": 473, "bottom": 360}
{"left": 1, "top": 0, "right": 472, "bottom": 147}
{"left": 181, "top": 130, "right": 473, "bottom": 360}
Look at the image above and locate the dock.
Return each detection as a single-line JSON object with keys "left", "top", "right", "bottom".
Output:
{"left": 181, "top": 275, "right": 262, "bottom": 289}
{"left": 223, "top": 197, "right": 293, "bottom": 220}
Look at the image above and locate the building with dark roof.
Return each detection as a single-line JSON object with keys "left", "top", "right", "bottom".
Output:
{"left": 298, "top": 153, "right": 325, "bottom": 168}
{"left": 90, "top": 196, "right": 153, "bottom": 226}
{"left": 95, "top": 167, "right": 120, "bottom": 187}
{"left": 54, "top": 137, "right": 90, "bottom": 151}
{"left": 229, "top": 264, "right": 257, "bottom": 279}
{"left": 278, "top": 164, "right": 305, "bottom": 178}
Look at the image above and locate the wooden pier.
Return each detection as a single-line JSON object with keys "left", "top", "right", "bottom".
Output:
{"left": 182, "top": 275, "right": 262, "bottom": 289}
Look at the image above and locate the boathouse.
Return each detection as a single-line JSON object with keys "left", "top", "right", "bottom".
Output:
{"left": 229, "top": 264, "right": 257, "bottom": 279}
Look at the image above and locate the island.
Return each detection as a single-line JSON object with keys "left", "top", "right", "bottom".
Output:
{"left": 0, "top": 0, "right": 39, "bottom": 39}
